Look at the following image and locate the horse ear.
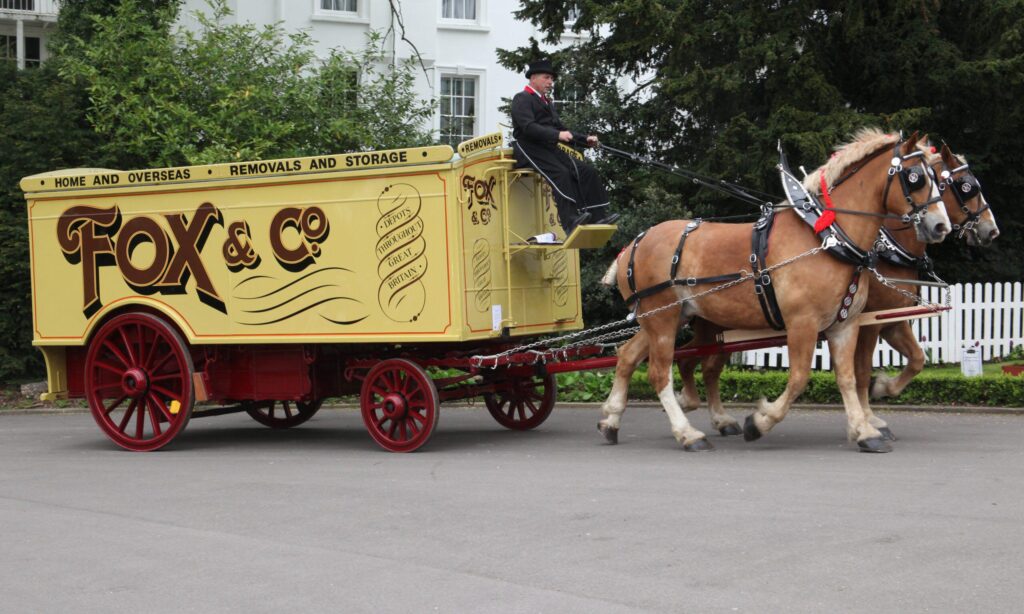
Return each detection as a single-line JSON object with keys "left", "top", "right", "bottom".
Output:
{"left": 900, "top": 131, "right": 919, "bottom": 154}
{"left": 941, "top": 143, "right": 958, "bottom": 167}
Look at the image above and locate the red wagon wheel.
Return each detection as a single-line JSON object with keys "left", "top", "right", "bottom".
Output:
{"left": 245, "top": 399, "right": 323, "bottom": 429}
{"left": 483, "top": 372, "right": 557, "bottom": 430}
{"left": 85, "top": 312, "right": 194, "bottom": 451}
{"left": 360, "top": 359, "right": 438, "bottom": 452}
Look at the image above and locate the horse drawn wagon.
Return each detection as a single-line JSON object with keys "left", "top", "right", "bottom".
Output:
{"left": 24, "top": 129, "right": 973, "bottom": 453}
{"left": 23, "top": 133, "right": 625, "bottom": 452}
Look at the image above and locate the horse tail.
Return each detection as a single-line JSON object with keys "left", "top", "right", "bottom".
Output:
{"left": 601, "top": 260, "right": 619, "bottom": 286}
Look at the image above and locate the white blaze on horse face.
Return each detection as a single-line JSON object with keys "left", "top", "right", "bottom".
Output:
{"left": 917, "top": 172, "right": 951, "bottom": 243}
{"left": 973, "top": 193, "right": 1000, "bottom": 246}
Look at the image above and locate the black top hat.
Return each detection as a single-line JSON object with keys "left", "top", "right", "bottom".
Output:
{"left": 526, "top": 59, "right": 558, "bottom": 78}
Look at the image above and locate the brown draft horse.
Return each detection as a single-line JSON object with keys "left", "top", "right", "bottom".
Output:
{"left": 598, "top": 129, "right": 951, "bottom": 452}
{"left": 854, "top": 143, "right": 1000, "bottom": 435}
{"left": 675, "top": 141, "right": 999, "bottom": 442}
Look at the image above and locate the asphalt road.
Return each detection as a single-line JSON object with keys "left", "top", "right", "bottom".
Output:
{"left": 1, "top": 405, "right": 1022, "bottom": 613}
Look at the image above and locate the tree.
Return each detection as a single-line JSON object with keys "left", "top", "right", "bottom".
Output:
{"left": 0, "top": 0, "right": 438, "bottom": 383}
{"left": 501, "top": 1, "right": 1023, "bottom": 326}
{"left": 0, "top": 61, "right": 100, "bottom": 380}
{"left": 58, "top": 0, "right": 436, "bottom": 168}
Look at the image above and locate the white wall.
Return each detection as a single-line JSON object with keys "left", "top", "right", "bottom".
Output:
{"left": 177, "top": 0, "right": 582, "bottom": 143}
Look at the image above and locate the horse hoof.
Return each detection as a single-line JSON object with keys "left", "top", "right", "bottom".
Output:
{"left": 684, "top": 438, "right": 713, "bottom": 452}
{"left": 719, "top": 423, "right": 742, "bottom": 437}
{"left": 857, "top": 437, "right": 893, "bottom": 453}
{"left": 597, "top": 423, "right": 619, "bottom": 444}
{"left": 878, "top": 426, "right": 897, "bottom": 441}
{"left": 743, "top": 415, "right": 762, "bottom": 442}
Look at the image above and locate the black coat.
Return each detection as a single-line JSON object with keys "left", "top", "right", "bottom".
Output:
{"left": 510, "top": 90, "right": 608, "bottom": 230}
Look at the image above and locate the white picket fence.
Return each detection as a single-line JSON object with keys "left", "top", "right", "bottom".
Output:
{"left": 740, "top": 282, "right": 1024, "bottom": 370}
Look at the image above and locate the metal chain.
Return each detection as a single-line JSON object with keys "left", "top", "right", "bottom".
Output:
{"left": 866, "top": 267, "right": 951, "bottom": 310}
{"left": 470, "top": 243, "right": 828, "bottom": 367}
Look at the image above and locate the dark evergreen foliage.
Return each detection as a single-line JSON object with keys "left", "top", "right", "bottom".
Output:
{"left": 501, "top": 0, "right": 1023, "bottom": 325}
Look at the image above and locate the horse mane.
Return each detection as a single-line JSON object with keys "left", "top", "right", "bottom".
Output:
{"left": 802, "top": 128, "right": 900, "bottom": 193}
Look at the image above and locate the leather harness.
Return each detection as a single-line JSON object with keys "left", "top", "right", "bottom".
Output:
{"left": 621, "top": 140, "right": 935, "bottom": 330}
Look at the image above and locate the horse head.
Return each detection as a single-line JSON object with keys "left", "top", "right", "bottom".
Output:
{"left": 931, "top": 143, "right": 1000, "bottom": 246}
{"left": 887, "top": 132, "right": 951, "bottom": 244}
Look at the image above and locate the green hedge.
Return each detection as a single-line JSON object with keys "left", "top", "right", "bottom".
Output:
{"left": 556, "top": 367, "right": 1024, "bottom": 407}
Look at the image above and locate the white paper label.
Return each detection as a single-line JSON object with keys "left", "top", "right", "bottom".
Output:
{"left": 491, "top": 304, "right": 502, "bottom": 331}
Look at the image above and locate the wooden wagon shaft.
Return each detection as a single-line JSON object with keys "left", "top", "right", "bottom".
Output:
{"left": 718, "top": 305, "right": 949, "bottom": 344}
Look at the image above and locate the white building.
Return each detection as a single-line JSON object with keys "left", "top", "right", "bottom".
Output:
{"left": 0, "top": 0, "right": 59, "bottom": 68}
{"left": 3, "top": 0, "right": 585, "bottom": 146}
{"left": 177, "top": 0, "right": 584, "bottom": 146}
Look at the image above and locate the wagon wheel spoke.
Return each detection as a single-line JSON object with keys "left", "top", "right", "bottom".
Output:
{"left": 117, "top": 327, "right": 138, "bottom": 366}
{"left": 143, "top": 333, "right": 162, "bottom": 370}
{"left": 151, "top": 396, "right": 173, "bottom": 422}
{"left": 104, "top": 394, "right": 129, "bottom": 415}
{"left": 102, "top": 340, "right": 132, "bottom": 370}
{"left": 118, "top": 399, "right": 137, "bottom": 433}
{"left": 95, "top": 359, "right": 126, "bottom": 378}
{"left": 94, "top": 381, "right": 125, "bottom": 395}
{"left": 148, "top": 351, "right": 177, "bottom": 377}
{"left": 146, "top": 398, "right": 162, "bottom": 437}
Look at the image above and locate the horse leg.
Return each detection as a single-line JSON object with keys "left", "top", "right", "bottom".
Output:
{"left": 855, "top": 324, "right": 896, "bottom": 441}
{"left": 702, "top": 353, "right": 742, "bottom": 436}
{"left": 676, "top": 355, "right": 702, "bottom": 411}
{"left": 829, "top": 322, "right": 890, "bottom": 453}
{"left": 871, "top": 322, "right": 925, "bottom": 399}
{"left": 866, "top": 322, "right": 924, "bottom": 441}
{"left": 743, "top": 321, "right": 817, "bottom": 441}
{"left": 597, "top": 329, "right": 649, "bottom": 444}
{"left": 647, "top": 313, "right": 711, "bottom": 451}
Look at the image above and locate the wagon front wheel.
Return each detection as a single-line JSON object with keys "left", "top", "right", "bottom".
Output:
{"left": 483, "top": 372, "right": 557, "bottom": 430}
{"left": 360, "top": 359, "right": 438, "bottom": 452}
{"left": 85, "top": 312, "right": 194, "bottom": 451}
{"left": 245, "top": 399, "right": 323, "bottom": 429}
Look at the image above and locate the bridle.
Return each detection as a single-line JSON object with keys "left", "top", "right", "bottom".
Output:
{"left": 879, "top": 141, "right": 945, "bottom": 229}
{"left": 932, "top": 155, "right": 991, "bottom": 239}
{"left": 826, "top": 138, "right": 945, "bottom": 232}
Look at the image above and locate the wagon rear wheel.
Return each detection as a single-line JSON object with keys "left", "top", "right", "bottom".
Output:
{"left": 484, "top": 372, "right": 557, "bottom": 430}
{"left": 85, "top": 312, "right": 194, "bottom": 451}
{"left": 245, "top": 399, "right": 323, "bottom": 429}
{"left": 360, "top": 359, "right": 438, "bottom": 452}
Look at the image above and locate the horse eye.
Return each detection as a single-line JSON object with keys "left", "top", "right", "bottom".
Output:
{"left": 956, "top": 180, "right": 979, "bottom": 198}
{"left": 903, "top": 167, "right": 926, "bottom": 190}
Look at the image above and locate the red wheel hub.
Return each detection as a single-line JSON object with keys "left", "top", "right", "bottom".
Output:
{"left": 381, "top": 393, "right": 408, "bottom": 420}
{"left": 121, "top": 368, "right": 149, "bottom": 398}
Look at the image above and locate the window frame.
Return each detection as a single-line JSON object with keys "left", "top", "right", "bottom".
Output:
{"left": 436, "top": 68, "right": 485, "bottom": 147}
{"left": 312, "top": 0, "right": 370, "bottom": 24}
{"left": 438, "top": 0, "right": 488, "bottom": 31}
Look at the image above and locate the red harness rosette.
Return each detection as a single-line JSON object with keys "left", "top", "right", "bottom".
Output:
{"left": 815, "top": 170, "right": 837, "bottom": 232}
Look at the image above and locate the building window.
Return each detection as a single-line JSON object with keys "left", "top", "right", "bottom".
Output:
{"left": 1, "top": 34, "right": 41, "bottom": 68}
{"left": 566, "top": 5, "right": 581, "bottom": 24}
{"left": 553, "top": 83, "right": 582, "bottom": 119}
{"left": 24, "top": 36, "right": 40, "bottom": 67}
{"left": 1, "top": 1, "right": 37, "bottom": 10}
{"left": 442, "top": 0, "right": 476, "bottom": 20}
{"left": 440, "top": 75, "right": 477, "bottom": 146}
{"left": 321, "top": 0, "right": 356, "bottom": 11}
{"left": 1, "top": 36, "right": 15, "bottom": 63}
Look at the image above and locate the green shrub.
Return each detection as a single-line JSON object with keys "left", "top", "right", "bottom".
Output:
{"left": 556, "top": 366, "right": 1024, "bottom": 407}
